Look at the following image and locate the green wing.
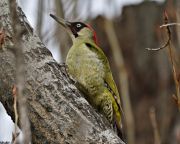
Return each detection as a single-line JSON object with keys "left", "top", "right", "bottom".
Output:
{"left": 85, "top": 41, "right": 124, "bottom": 138}
{"left": 85, "top": 41, "right": 122, "bottom": 111}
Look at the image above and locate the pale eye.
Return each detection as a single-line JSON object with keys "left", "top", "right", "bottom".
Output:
{"left": 76, "top": 23, "right": 81, "bottom": 28}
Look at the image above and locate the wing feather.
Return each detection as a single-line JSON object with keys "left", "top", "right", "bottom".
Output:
{"left": 85, "top": 41, "right": 122, "bottom": 113}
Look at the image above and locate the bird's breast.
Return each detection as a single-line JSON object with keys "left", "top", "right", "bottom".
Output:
{"left": 66, "top": 44, "right": 105, "bottom": 95}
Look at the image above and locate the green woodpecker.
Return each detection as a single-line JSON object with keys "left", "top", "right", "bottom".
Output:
{"left": 50, "top": 14, "right": 123, "bottom": 138}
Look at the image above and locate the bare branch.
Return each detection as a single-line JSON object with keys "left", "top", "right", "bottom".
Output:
{"left": 160, "top": 23, "right": 180, "bottom": 28}
{"left": 146, "top": 11, "right": 180, "bottom": 111}
{"left": 145, "top": 41, "right": 169, "bottom": 51}
{"left": 145, "top": 12, "right": 171, "bottom": 51}
{"left": 12, "top": 85, "right": 18, "bottom": 143}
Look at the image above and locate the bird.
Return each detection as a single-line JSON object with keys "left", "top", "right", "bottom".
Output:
{"left": 50, "top": 14, "right": 124, "bottom": 138}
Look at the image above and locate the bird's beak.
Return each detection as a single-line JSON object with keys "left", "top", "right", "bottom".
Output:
{"left": 50, "top": 14, "right": 77, "bottom": 39}
{"left": 50, "top": 14, "right": 71, "bottom": 28}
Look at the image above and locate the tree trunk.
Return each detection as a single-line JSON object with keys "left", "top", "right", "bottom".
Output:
{"left": 0, "top": 0, "right": 125, "bottom": 143}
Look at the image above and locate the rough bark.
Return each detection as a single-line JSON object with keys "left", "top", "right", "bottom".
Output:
{"left": 0, "top": 0, "right": 125, "bottom": 143}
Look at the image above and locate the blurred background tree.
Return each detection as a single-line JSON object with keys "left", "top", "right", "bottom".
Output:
{"left": 1, "top": 0, "right": 180, "bottom": 143}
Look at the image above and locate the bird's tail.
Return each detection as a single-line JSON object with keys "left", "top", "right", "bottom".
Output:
{"left": 113, "top": 109, "right": 125, "bottom": 141}
{"left": 114, "top": 120, "right": 124, "bottom": 140}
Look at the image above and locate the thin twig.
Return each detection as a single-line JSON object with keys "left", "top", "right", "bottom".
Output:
{"left": 12, "top": 132, "right": 20, "bottom": 144}
{"left": 145, "top": 14, "right": 180, "bottom": 51}
{"left": 160, "top": 23, "right": 180, "bottom": 28}
{"left": 146, "top": 12, "right": 171, "bottom": 51}
{"left": 12, "top": 85, "right": 19, "bottom": 144}
{"left": 163, "top": 12, "right": 180, "bottom": 111}
{"left": 149, "top": 107, "right": 161, "bottom": 144}
{"left": 146, "top": 11, "right": 180, "bottom": 111}
{"left": 145, "top": 39, "right": 169, "bottom": 51}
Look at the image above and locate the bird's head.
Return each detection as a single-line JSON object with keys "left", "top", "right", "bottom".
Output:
{"left": 50, "top": 14, "right": 98, "bottom": 45}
